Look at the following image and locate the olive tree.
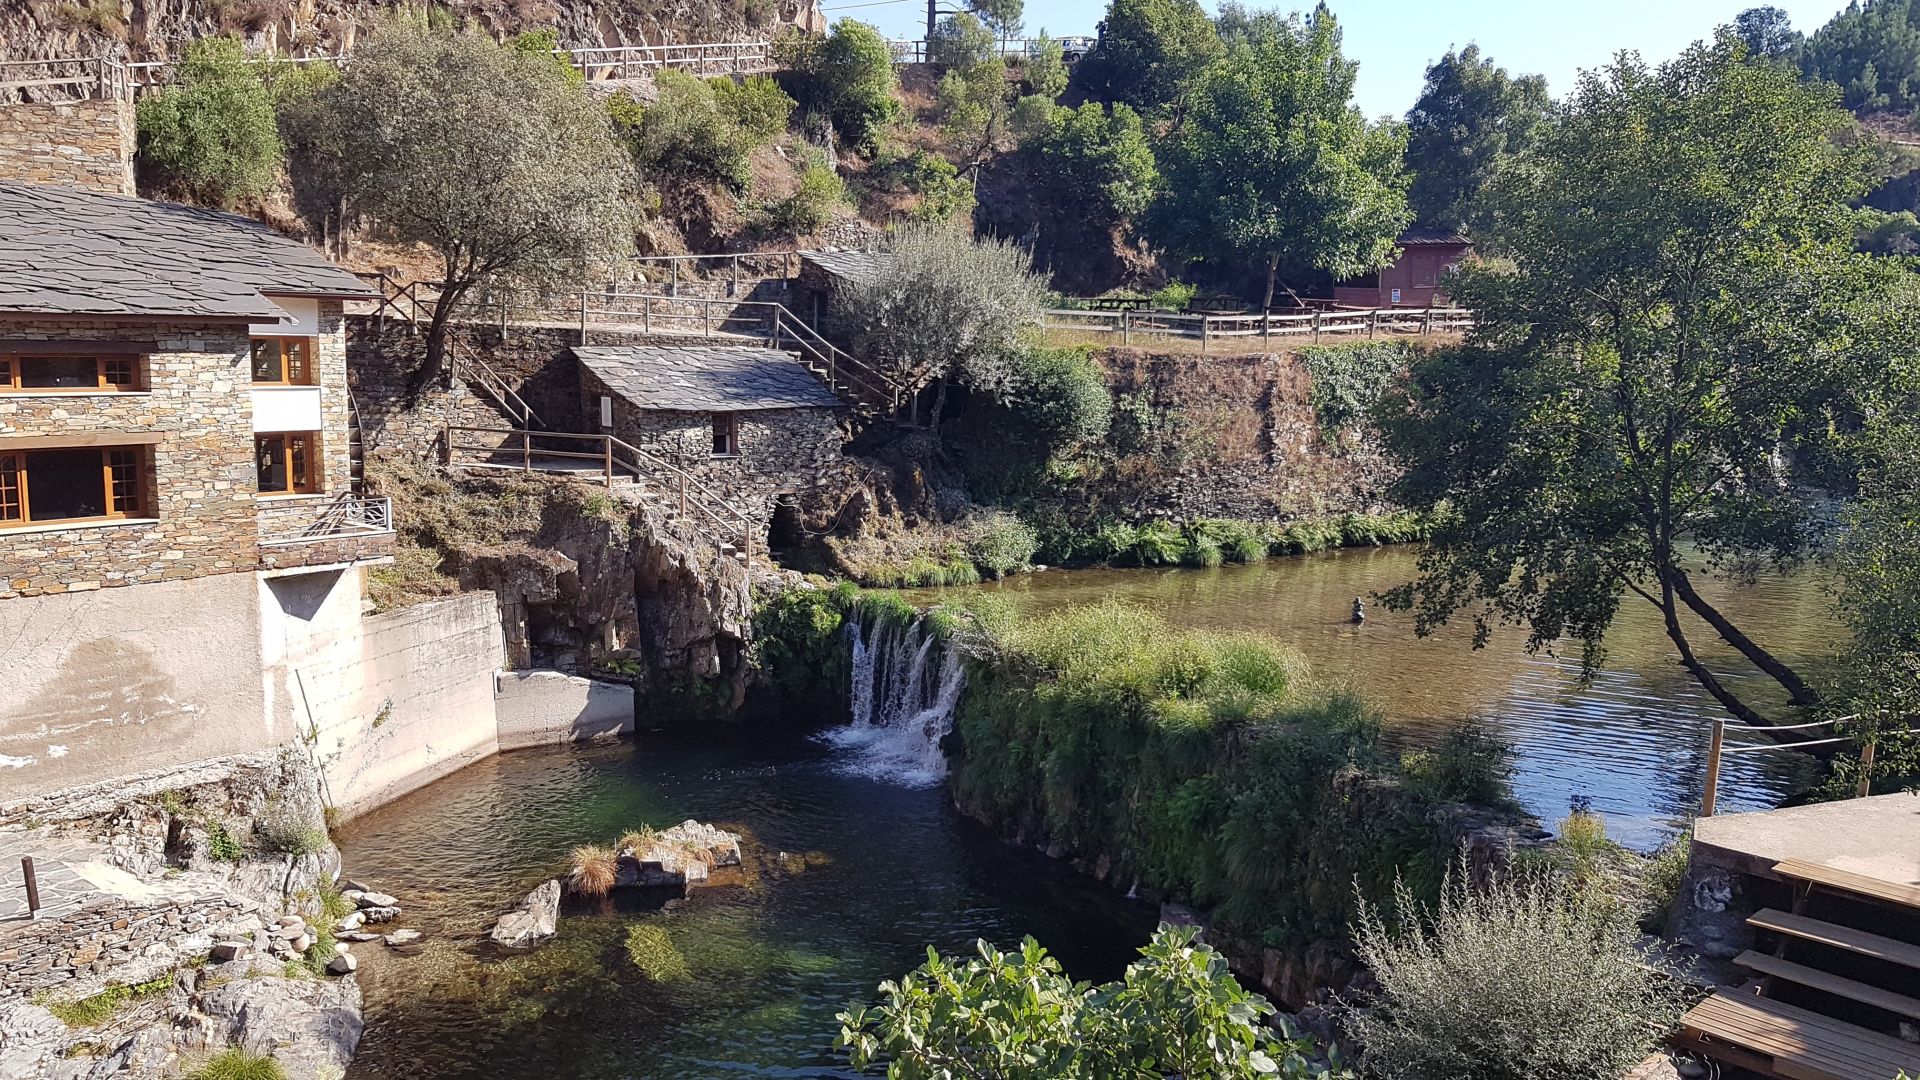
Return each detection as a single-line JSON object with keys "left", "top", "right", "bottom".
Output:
{"left": 136, "top": 37, "right": 282, "bottom": 207}
{"left": 1378, "top": 38, "right": 1920, "bottom": 730}
{"left": 836, "top": 223, "right": 1048, "bottom": 428}
{"left": 290, "top": 23, "right": 635, "bottom": 386}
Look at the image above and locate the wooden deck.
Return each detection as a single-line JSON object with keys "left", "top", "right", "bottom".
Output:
{"left": 1677, "top": 992, "right": 1920, "bottom": 1080}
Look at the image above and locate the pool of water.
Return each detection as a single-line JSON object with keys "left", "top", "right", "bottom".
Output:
{"left": 905, "top": 546, "right": 1832, "bottom": 850}
{"left": 337, "top": 730, "right": 1155, "bottom": 1080}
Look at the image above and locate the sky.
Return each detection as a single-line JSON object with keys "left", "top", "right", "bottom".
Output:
{"left": 822, "top": 0, "right": 1854, "bottom": 118}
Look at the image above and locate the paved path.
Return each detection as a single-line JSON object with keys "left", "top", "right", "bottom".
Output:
{"left": 0, "top": 826, "right": 112, "bottom": 924}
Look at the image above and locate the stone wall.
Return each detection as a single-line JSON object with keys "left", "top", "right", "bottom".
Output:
{"left": 0, "top": 96, "right": 135, "bottom": 195}
{"left": 0, "top": 889, "right": 259, "bottom": 1001}
{"left": 583, "top": 366, "right": 844, "bottom": 532}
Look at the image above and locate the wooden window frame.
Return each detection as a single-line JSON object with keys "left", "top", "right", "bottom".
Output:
{"left": 711, "top": 413, "right": 739, "bottom": 457}
{"left": 250, "top": 337, "right": 317, "bottom": 386}
{"left": 255, "top": 431, "right": 323, "bottom": 496}
{"left": 0, "top": 445, "right": 153, "bottom": 528}
{"left": 0, "top": 354, "right": 145, "bottom": 393}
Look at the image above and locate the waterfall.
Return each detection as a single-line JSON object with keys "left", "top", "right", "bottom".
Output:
{"left": 820, "top": 612, "right": 966, "bottom": 787}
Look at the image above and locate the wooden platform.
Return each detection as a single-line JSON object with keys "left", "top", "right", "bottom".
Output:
{"left": 1775, "top": 858, "right": 1920, "bottom": 910}
{"left": 1745, "top": 908, "right": 1920, "bottom": 970}
{"left": 1677, "top": 992, "right": 1920, "bottom": 1080}
{"left": 1692, "top": 794, "right": 1920, "bottom": 885}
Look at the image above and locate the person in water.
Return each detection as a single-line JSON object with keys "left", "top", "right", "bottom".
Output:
{"left": 1351, "top": 597, "right": 1366, "bottom": 624}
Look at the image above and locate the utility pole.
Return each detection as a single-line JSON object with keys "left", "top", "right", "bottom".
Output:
{"left": 927, "top": 0, "right": 937, "bottom": 41}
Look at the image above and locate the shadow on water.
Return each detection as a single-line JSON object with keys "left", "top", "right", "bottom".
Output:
{"left": 905, "top": 546, "right": 1832, "bottom": 850}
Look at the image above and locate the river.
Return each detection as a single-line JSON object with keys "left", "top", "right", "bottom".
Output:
{"left": 338, "top": 547, "right": 1829, "bottom": 1078}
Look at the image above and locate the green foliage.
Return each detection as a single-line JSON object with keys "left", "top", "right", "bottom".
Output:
{"left": 296, "top": 926, "right": 338, "bottom": 977}
{"left": 1035, "top": 512, "right": 1426, "bottom": 570}
{"left": 1023, "top": 31, "right": 1070, "bottom": 98}
{"left": 1021, "top": 101, "right": 1158, "bottom": 227}
{"left": 624, "top": 924, "right": 691, "bottom": 982}
{"left": 1076, "top": 0, "right": 1224, "bottom": 112}
{"left": 868, "top": 145, "right": 976, "bottom": 222}
{"left": 750, "top": 582, "right": 858, "bottom": 708}
{"left": 839, "top": 224, "right": 1049, "bottom": 401}
{"left": 136, "top": 37, "right": 283, "bottom": 207}
{"left": 205, "top": 822, "right": 244, "bottom": 863}
{"left": 1398, "top": 723, "right": 1516, "bottom": 808}
{"left": 1298, "top": 341, "right": 1411, "bottom": 446}
{"left": 188, "top": 1048, "right": 286, "bottom": 1080}
{"left": 250, "top": 798, "right": 328, "bottom": 857}
{"left": 1148, "top": 280, "right": 1196, "bottom": 311}
{"left": 1800, "top": 0, "right": 1920, "bottom": 111}
{"left": 934, "top": 13, "right": 1020, "bottom": 172}
{"left": 929, "top": 11, "right": 998, "bottom": 70}
{"left": 1736, "top": 6, "right": 1803, "bottom": 64}
{"left": 756, "top": 149, "right": 845, "bottom": 235}
{"left": 1148, "top": 9, "right": 1409, "bottom": 308}
{"left": 780, "top": 20, "right": 900, "bottom": 155}
{"left": 1350, "top": 867, "right": 1686, "bottom": 1080}
{"left": 40, "top": 975, "right": 172, "bottom": 1028}
{"left": 1010, "top": 346, "right": 1113, "bottom": 453}
{"left": 626, "top": 70, "right": 793, "bottom": 192}
{"left": 318, "top": 880, "right": 355, "bottom": 922}
{"left": 1379, "top": 37, "right": 1917, "bottom": 723}
{"left": 508, "top": 29, "right": 584, "bottom": 84}
{"left": 1404, "top": 45, "right": 1550, "bottom": 235}
{"left": 964, "top": 511, "right": 1039, "bottom": 578}
{"left": 838, "top": 925, "right": 1341, "bottom": 1079}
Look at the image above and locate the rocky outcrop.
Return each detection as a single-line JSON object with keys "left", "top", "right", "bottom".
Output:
{"left": 489, "top": 879, "right": 561, "bottom": 947}
{"left": 190, "top": 967, "right": 363, "bottom": 1079}
{"left": 615, "top": 819, "right": 743, "bottom": 887}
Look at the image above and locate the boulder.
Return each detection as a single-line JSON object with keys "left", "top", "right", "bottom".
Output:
{"left": 291, "top": 933, "right": 313, "bottom": 954}
{"left": 196, "top": 972, "right": 362, "bottom": 1080}
{"left": 354, "top": 891, "right": 399, "bottom": 909}
{"left": 616, "top": 820, "right": 745, "bottom": 888}
{"left": 340, "top": 931, "right": 382, "bottom": 943}
{"left": 0, "top": 1002, "right": 63, "bottom": 1080}
{"left": 383, "top": 929, "right": 422, "bottom": 947}
{"left": 360, "top": 905, "right": 400, "bottom": 924}
{"left": 341, "top": 879, "right": 373, "bottom": 893}
{"left": 335, "top": 911, "right": 366, "bottom": 932}
{"left": 489, "top": 879, "right": 561, "bottom": 948}
{"left": 326, "top": 951, "right": 358, "bottom": 975}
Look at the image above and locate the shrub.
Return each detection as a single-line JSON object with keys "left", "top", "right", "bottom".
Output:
{"left": 568, "top": 844, "right": 618, "bottom": 896}
{"left": 965, "top": 511, "right": 1039, "bottom": 578}
{"left": 626, "top": 70, "right": 793, "bottom": 192}
{"left": 1182, "top": 535, "right": 1224, "bottom": 568}
{"left": 205, "top": 822, "right": 244, "bottom": 863}
{"left": 1128, "top": 520, "right": 1186, "bottom": 566}
{"left": 136, "top": 37, "right": 283, "bottom": 207}
{"left": 755, "top": 151, "right": 846, "bottom": 235}
{"left": 839, "top": 925, "right": 1341, "bottom": 1079}
{"left": 617, "top": 826, "right": 661, "bottom": 856}
{"left": 1297, "top": 342, "right": 1413, "bottom": 447}
{"left": 624, "top": 924, "right": 691, "bottom": 982}
{"left": 250, "top": 799, "right": 328, "bottom": 858}
{"left": 868, "top": 146, "right": 975, "bottom": 222}
{"left": 1397, "top": 722, "right": 1516, "bottom": 808}
{"left": 1149, "top": 279, "right": 1198, "bottom": 311}
{"left": 1350, "top": 867, "right": 1685, "bottom": 1080}
{"left": 1011, "top": 346, "right": 1112, "bottom": 453}
{"left": 1021, "top": 100, "right": 1158, "bottom": 227}
{"left": 188, "top": 1048, "right": 286, "bottom": 1080}
{"left": 779, "top": 20, "right": 900, "bottom": 155}
{"left": 1637, "top": 830, "right": 1691, "bottom": 930}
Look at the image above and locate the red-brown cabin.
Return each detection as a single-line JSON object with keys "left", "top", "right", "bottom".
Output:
{"left": 1332, "top": 227, "right": 1471, "bottom": 308}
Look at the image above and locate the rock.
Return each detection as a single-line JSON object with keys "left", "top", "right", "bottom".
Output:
{"left": 342, "top": 888, "right": 367, "bottom": 903}
{"left": 360, "top": 905, "right": 401, "bottom": 924}
{"left": 354, "top": 891, "right": 399, "bottom": 909}
{"left": 326, "top": 951, "right": 358, "bottom": 975}
{"left": 1677, "top": 1061, "right": 1707, "bottom": 1078}
{"left": 196, "top": 971, "right": 363, "bottom": 1079}
{"left": 341, "top": 879, "right": 372, "bottom": 893}
{"left": 383, "top": 929, "right": 422, "bottom": 947}
{"left": 277, "top": 915, "right": 306, "bottom": 929}
{"left": 0, "top": 1002, "right": 64, "bottom": 1080}
{"left": 489, "top": 879, "right": 562, "bottom": 948}
{"left": 340, "top": 931, "right": 381, "bottom": 943}
{"left": 209, "top": 940, "right": 252, "bottom": 962}
{"left": 291, "top": 933, "right": 313, "bottom": 954}
{"left": 335, "top": 911, "right": 366, "bottom": 932}
{"left": 273, "top": 922, "right": 308, "bottom": 940}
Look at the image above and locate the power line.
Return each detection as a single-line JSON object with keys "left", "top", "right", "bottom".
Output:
{"left": 821, "top": 0, "right": 917, "bottom": 9}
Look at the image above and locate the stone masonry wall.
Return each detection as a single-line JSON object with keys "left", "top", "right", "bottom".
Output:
{"left": 582, "top": 366, "right": 844, "bottom": 533}
{"left": 0, "top": 318, "right": 259, "bottom": 596}
{"left": 0, "top": 891, "right": 259, "bottom": 1000}
{"left": 0, "top": 96, "right": 135, "bottom": 195}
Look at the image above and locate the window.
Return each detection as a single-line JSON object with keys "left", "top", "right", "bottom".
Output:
{"left": 251, "top": 338, "right": 314, "bottom": 385}
{"left": 0, "top": 446, "right": 151, "bottom": 527}
{"left": 256, "top": 432, "right": 321, "bottom": 494}
{"left": 711, "top": 413, "right": 738, "bottom": 457}
{"left": 0, "top": 355, "right": 143, "bottom": 392}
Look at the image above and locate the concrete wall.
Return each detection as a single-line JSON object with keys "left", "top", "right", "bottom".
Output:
{"left": 300, "top": 590, "right": 505, "bottom": 820}
{"left": 495, "top": 669, "right": 634, "bottom": 751}
{"left": 0, "top": 97, "right": 135, "bottom": 195}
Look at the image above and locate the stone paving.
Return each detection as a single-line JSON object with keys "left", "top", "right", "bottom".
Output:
{"left": 0, "top": 826, "right": 113, "bottom": 924}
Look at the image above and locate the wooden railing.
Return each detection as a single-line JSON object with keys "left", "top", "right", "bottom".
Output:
{"left": 1700, "top": 715, "right": 1920, "bottom": 816}
{"left": 0, "top": 56, "right": 129, "bottom": 100}
{"left": 443, "top": 426, "right": 757, "bottom": 563}
{"left": 1041, "top": 306, "right": 1474, "bottom": 350}
{"left": 615, "top": 251, "right": 800, "bottom": 297}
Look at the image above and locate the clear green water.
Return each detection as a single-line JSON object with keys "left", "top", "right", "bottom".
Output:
{"left": 339, "top": 548, "right": 1830, "bottom": 1078}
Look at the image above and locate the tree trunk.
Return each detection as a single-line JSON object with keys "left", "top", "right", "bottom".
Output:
{"left": 1656, "top": 572, "right": 1774, "bottom": 729}
{"left": 1669, "top": 567, "right": 1819, "bottom": 706}
{"left": 411, "top": 289, "right": 462, "bottom": 397}
{"left": 926, "top": 376, "right": 950, "bottom": 433}
{"left": 1262, "top": 256, "right": 1278, "bottom": 311}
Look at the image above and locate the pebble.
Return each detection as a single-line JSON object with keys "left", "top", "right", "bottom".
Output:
{"left": 335, "top": 911, "right": 366, "bottom": 932}
{"left": 291, "top": 933, "right": 313, "bottom": 953}
{"left": 339, "top": 931, "right": 382, "bottom": 943}
{"left": 383, "top": 929, "right": 423, "bottom": 947}
{"left": 276, "top": 915, "right": 306, "bottom": 929}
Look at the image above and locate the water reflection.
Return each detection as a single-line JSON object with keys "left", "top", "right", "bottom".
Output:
{"left": 904, "top": 547, "right": 1833, "bottom": 850}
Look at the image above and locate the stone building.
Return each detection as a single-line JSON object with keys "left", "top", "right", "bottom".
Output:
{"left": 0, "top": 179, "right": 418, "bottom": 800}
{"left": 574, "top": 344, "right": 844, "bottom": 539}
{"left": 792, "top": 248, "right": 891, "bottom": 339}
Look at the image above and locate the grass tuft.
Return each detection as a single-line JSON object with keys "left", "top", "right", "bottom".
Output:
{"left": 188, "top": 1047, "right": 286, "bottom": 1080}
{"left": 568, "top": 844, "right": 618, "bottom": 896}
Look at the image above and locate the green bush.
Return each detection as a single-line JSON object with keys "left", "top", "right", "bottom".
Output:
{"left": 205, "top": 822, "right": 244, "bottom": 863}
{"left": 188, "top": 1049, "right": 285, "bottom": 1080}
{"left": 964, "top": 511, "right": 1039, "bottom": 578}
{"left": 1298, "top": 342, "right": 1414, "bottom": 446}
{"left": 1128, "top": 520, "right": 1187, "bottom": 566}
{"left": 779, "top": 20, "right": 901, "bottom": 155}
{"left": 1011, "top": 346, "right": 1112, "bottom": 453}
{"left": 1350, "top": 867, "right": 1685, "bottom": 1080}
{"left": 296, "top": 926, "right": 337, "bottom": 977}
{"left": 1182, "top": 535, "right": 1224, "bottom": 568}
{"left": 1398, "top": 722, "right": 1516, "bottom": 808}
{"left": 625, "top": 70, "right": 794, "bottom": 192}
{"left": 755, "top": 150, "right": 846, "bottom": 235}
{"left": 136, "top": 37, "right": 283, "bottom": 207}
{"left": 1149, "top": 279, "right": 1198, "bottom": 311}
{"left": 872, "top": 146, "right": 976, "bottom": 222}
{"left": 251, "top": 798, "right": 328, "bottom": 858}
{"left": 39, "top": 975, "right": 171, "bottom": 1028}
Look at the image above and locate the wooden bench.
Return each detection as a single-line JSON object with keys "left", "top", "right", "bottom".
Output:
{"left": 1747, "top": 908, "right": 1920, "bottom": 970}
{"left": 1735, "top": 950, "right": 1920, "bottom": 1021}
{"left": 1677, "top": 991, "right": 1920, "bottom": 1080}
{"left": 1775, "top": 859, "right": 1920, "bottom": 911}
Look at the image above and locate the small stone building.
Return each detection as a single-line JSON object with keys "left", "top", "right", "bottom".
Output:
{"left": 573, "top": 345, "right": 844, "bottom": 536}
{"left": 793, "top": 248, "right": 892, "bottom": 338}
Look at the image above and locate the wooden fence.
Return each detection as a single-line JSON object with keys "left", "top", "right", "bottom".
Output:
{"left": 1041, "top": 306, "right": 1474, "bottom": 351}
{"left": 1700, "top": 715, "right": 1920, "bottom": 816}
{"left": 0, "top": 57, "right": 129, "bottom": 100}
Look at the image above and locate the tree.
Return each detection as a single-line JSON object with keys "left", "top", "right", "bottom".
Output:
{"left": 837, "top": 925, "right": 1341, "bottom": 1079}
{"left": 837, "top": 223, "right": 1048, "bottom": 428}
{"left": 1377, "top": 38, "right": 1918, "bottom": 731}
{"left": 293, "top": 23, "right": 635, "bottom": 386}
{"left": 1024, "top": 101, "right": 1157, "bottom": 226}
{"left": 1799, "top": 0, "right": 1920, "bottom": 112}
{"left": 1404, "top": 44, "right": 1550, "bottom": 235}
{"left": 135, "top": 37, "right": 283, "bottom": 207}
{"left": 1076, "top": 0, "right": 1224, "bottom": 113}
{"left": 1734, "top": 6, "right": 1802, "bottom": 63}
{"left": 1023, "top": 31, "right": 1069, "bottom": 99}
{"left": 623, "top": 71, "right": 793, "bottom": 192}
{"left": 780, "top": 20, "right": 900, "bottom": 155}
{"left": 933, "top": 13, "right": 1020, "bottom": 183}
{"left": 1148, "top": 8, "right": 1408, "bottom": 309}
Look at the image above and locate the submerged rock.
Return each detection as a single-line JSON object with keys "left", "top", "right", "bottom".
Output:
{"left": 489, "top": 880, "right": 561, "bottom": 948}
{"left": 383, "top": 929, "right": 422, "bottom": 947}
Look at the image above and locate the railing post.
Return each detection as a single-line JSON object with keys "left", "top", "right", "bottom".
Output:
{"left": 1201, "top": 316, "right": 1210, "bottom": 354}
{"left": 670, "top": 260, "right": 679, "bottom": 297}
{"left": 1121, "top": 310, "right": 1130, "bottom": 346}
{"left": 522, "top": 430, "right": 531, "bottom": 473}
{"left": 1368, "top": 310, "right": 1378, "bottom": 339}
{"left": 730, "top": 254, "right": 740, "bottom": 298}
{"left": 1701, "top": 718, "right": 1725, "bottom": 817}
{"left": 1262, "top": 312, "right": 1271, "bottom": 351}
{"left": 643, "top": 295, "right": 652, "bottom": 334}
{"left": 1423, "top": 306, "right": 1434, "bottom": 336}
{"left": 604, "top": 437, "right": 614, "bottom": 488}
{"left": 580, "top": 290, "right": 589, "bottom": 345}
{"left": 678, "top": 476, "right": 688, "bottom": 517}
{"left": 1857, "top": 741, "right": 1877, "bottom": 798}
{"left": 1312, "top": 310, "right": 1322, "bottom": 344}
{"left": 22, "top": 856, "right": 40, "bottom": 920}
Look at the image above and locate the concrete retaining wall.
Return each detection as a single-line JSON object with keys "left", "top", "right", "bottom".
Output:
{"left": 495, "top": 669, "right": 634, "bottom": 751}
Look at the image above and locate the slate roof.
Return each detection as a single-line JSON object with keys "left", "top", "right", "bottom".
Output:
{"left": 0, "top": 181, "right": 375, "bottom": 321}
{"left": 1398, "top": 226, "right": 1473, "bottom": 247}
{"left": 798, "top": 248, "right": 893, "bottom": 285}
{"left": 575, "top": 345, "right": 843, "bottom": 412}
